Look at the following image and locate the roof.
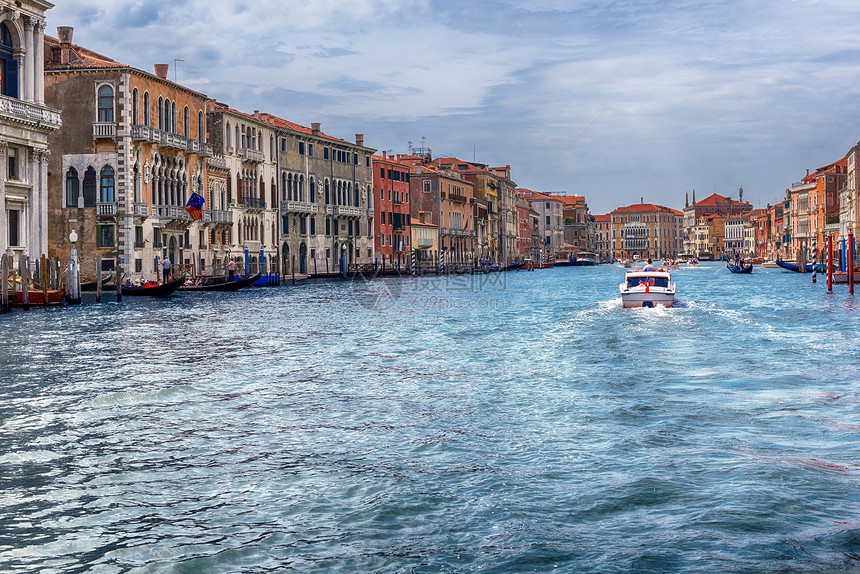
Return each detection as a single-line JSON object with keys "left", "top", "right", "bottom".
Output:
{"left": 594, "top": 214, "right": 611, "bottom": 222}
{"left": 411, "top": 217, "right": 436, "bottom": 228}
{"left": 516, "top": 188, "right": 563, "bottom": 203}
{"left": 692, "top": 193, "right": 751, "bottom": 209}
{"left": 613, "top": 203, "right": 682, "bottom": 216}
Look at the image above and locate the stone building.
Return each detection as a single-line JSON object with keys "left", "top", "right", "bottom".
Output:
{"left": 611, "top": 202, "right": 683, "bottom": 260}
{"left": 409, "top": 163, "right": 474, "bottom": 267}
{"left": 45, "top": 28, "right": 211, "bottom": 281}
{"left": 205, "top": 104, "right": 277, "bottom": 275}
{"left": 517, "top": 189, "right": 564, "bottom": 263}
{"left": 270, "top": 117, "right": 376, "bottom": 276}
{"left": 0, "top": 5, "right": 60, "bottom": 260}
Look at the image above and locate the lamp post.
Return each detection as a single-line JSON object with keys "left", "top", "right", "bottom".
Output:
{"left": 69, "top": 230, "right": 80, "bottom": 304}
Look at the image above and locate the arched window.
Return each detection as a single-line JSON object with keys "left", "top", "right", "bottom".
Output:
{"left": 226, "top": 122, "right": 231, "bottom": 148}
{"left": 310, "top": 177, "right": 316, "bottom": 203}
{"left": 83, "top": 167, "right": 97, "bottom": 207}
{"left": 132, "top": 89, "right": 139, "bottom": 125}
{"left": 325, "top": 179, "right": 330, "bottom": 204}
{"left": 157, "top": 97, "right": 164, "bottom": 130}
{"left": 281, "top": 172, "right": 287, "bottom": 201}
{"left": 171, "top": 101, "right": 177, "bottom": 133}
{"left": 299, "top": 175, "right": 304, "bottom": 202}
{"left": 65, "top": 167, "right": 79, "bottom": 207}
{"left": 235, "top": 126, "right": 240, "bottom": 150}
{"left": 198, "top": 110, "right": 204, "bottom": 142}
{"left": 0, "top": 23, "right": 18, "bottom": 99}
{"left": 143, "top": 92, "right": 150, "bottom": 126}
{"left": 184, "top": 106, "right": 190, "bottom": 138}
{"left": 100, "top": 166, "right": 115, "bottom": 202}
{"left": 97, "top": 85, "right": 114, "bottom": 122}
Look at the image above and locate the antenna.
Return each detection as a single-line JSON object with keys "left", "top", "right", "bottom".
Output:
{"left": 174, "top": 58, "right": 185, "bottom": 83}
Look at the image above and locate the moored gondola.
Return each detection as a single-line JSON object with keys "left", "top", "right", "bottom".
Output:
{"left": 180, "top": 272, "right": 262, "bottom": 292}
{"left": 121, "top": 274, "right": 186, "bottom": 296}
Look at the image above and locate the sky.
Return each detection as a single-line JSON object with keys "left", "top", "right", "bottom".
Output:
{"left": 47, "top": 0, "right": 860, "bottom": 214}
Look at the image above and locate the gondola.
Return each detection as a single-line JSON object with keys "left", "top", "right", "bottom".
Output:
{"left": 81, "top": 271, "right": 113, "bottom": 291}
{"left": 729, "top": 264, "right": 753, "bottom": 274}
{"left": 179, "top": 272, "right": 261, "bottom": 292}
{"left": 775, "top": 260, "right": 824, "bottom": 273}
{"left": 121, "top": 274, "right": 185, "bottom": 296}
{"left": 11, "top": 287, "right": 66, "bottom": 306}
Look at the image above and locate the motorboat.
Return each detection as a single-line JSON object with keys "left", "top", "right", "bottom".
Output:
{"left": 687, "top": 258, "right": 700, "bottom": 267}
{"left": 620, "top": 259, "right": 634, "bottom": 268}
{"left": 619, "top": 270, "right": 676, "bottom": 308}
{"left": 761, "top": 260, "right": 780, "bottom": 268}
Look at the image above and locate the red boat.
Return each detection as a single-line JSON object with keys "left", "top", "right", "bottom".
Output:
{"left": 11, "top": 287, "right": 66, "bottom": 306}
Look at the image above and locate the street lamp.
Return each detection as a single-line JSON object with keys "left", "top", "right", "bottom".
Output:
{"left": 69, "top": 230, "right": 80, "bottom": 304}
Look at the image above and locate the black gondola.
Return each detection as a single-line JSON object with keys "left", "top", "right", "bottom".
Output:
{"left": 729, "top": 264, "right": 753, "bottom": 274}
{"left": 81, "top": 272, "right": 113, "bottom": 291}
{"left": 121, "top": 274, "right": 186, "bottom": 296}
{"left": 179, "top": 272, "right": 262, "bottom": 292}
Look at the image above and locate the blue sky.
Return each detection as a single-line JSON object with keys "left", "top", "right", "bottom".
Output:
{"left": 49, "top": 0, "right": 860, "bottom": 214}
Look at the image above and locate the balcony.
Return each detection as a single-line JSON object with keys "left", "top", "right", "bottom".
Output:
{"left": 207, "top": 154, "right": 228, "bottom": 170}
{"left": 334, "top": 205, "right": 362, "bottom": 218}
{"left": 93, "top": 122, "right": 116, "bottom": 139}
{"left": 237, "top": 147, "right": 264, "bottom": 163}
{"left": 133, "top": 202, "right": 149, "bottom": 217}
{"left": 154, "top": 205, "right": 191, "bottom": 222}
{"left": 240, "top": 197, "right": 267, "bottom": 210}
{"left": 281, "top": 201, "right": 317, "bottom": 215}
{"left": 418, "top": 238, "right": 434, "bottom": 248}
{"left": 204, "top": 209, "right": 233, "bottom": 225}
{"left": 186, "top": 139, "right": 213, "bottom": 157}
{"left": 448, "top": 193, "right": 468, "bottom": 203}
{"left": 97, "top": 202, "right": 116, "bottom": 216}
{"left": 159, "top": 131, "right": 187, "bottom": 151}
{"left": 0, "top": 95, "right": 62, "bottom": 131}
{"left": 132, "top": 125, "right": 160, "bottom": 144}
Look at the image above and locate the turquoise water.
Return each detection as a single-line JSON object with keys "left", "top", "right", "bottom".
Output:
{"left": 1, "top": 262, "right": 859, "bottom": 572}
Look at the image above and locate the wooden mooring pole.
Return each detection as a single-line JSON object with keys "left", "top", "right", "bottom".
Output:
{"left": 1, "top": 254, "right": 8, "bottom": 312}
{"left": 827, "top": 234, "right": 833, "bottom": 292}
{"left": 19, "top": 255, "right": 29, "bottom": 311}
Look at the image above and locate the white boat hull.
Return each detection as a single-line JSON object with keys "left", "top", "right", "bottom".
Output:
{"left": 619, "top": 270, "right": 676, "bottom": 308}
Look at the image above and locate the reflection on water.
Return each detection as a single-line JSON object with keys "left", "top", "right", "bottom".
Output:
{"left": 1, "top": 263, "right": 859, "bottom": 572}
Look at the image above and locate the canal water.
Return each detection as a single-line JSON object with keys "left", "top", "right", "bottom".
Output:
{"left": 1, "top": 262, "right": 859, "bottom": 573}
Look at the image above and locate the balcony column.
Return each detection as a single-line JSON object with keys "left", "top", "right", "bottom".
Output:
{"left": 22, "top": 16, "right": 34, "bottom": 103}
{"left": 34, "top": 19, "right": 45, "bottom": 104}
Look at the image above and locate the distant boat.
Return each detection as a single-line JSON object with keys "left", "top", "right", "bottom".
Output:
{"left": 687, "top": 259, "right": 700, "bottom": 267}
{"left": 761, "top": 260, "right": 780, "bottom": 268}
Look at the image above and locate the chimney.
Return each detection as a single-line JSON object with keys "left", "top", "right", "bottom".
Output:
{"left": 356, "top": 134, "right": 364, "bottom": 147}
{"left": 154, "top": 64, "right": 169, "bottom": 79}
{"left": 57, "top": 27, "right": 73, "bottom": 64}
{"left": 382, "top": 151, "right": 387, "bottom": 159}
{"left": 311, "top": 123, "right": 320, "bottom": 136}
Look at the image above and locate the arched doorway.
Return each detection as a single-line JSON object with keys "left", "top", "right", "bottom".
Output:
{"left": 299, "top": 243, "right": 307, "bottom": 274}
{"left": 282, "top": 243, "right": 290, "bottom": 273}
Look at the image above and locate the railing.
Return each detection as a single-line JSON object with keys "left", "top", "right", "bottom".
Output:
{"left": 281, "top": 201, "right": 317, "bottom": 215}
{"left": 93, "top": 122, "right": 116, "bottom": 139}
{"left": 418, "top": 238, "right": 434, "bottom": 248}
{"left": 448, "top": 193, "right": 468, "bottom": 203}
{"left": 207, "top": 154, "right": 228, "bottom": 170}
{"left": 154, "top": 205, "right": 191, "bottom": 221}
{"left": 133, "top": 202, "right": 149, "bottom": 216}
{"left": 241, "top": 197, "right": 267, "bottom": 209}
{"left": 238, "top": 147, "right": 265, "bottom": 163}
{"left": 96, "top": 202, "right": 116, "bottom": 216}
{"left": 205, "top": 209, "right": 232, "bottom": 224}
{"left": 334, "top": 205, "right": 362, "bottom": 217}
{"left": 159, "top": 131, "right": 187, "bottom": 150}
{"left": 132, "top": 125, "right": 161, "bottom": 144}
{"left": 0, "top": 95, "right": 62, "bottom": 129}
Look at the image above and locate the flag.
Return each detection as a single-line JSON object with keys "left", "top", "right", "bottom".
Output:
{"left": 186, "top": 191, "right": 204, "bottom": 221}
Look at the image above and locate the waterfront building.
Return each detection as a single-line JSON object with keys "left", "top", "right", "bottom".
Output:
{"left": 547, "top": 193, "right": 590, "bottom": 254}
{"left": 45, "top": 28, "right": 211, "bottom": 280}
{"left": 593, "top": 214, "right": 612, "bottom": 262}
{"left": 610, "top": 202, "right": 683, "bottom": 260}
{"left": 841, "top": 142, "right": 860, "bottom": 243}
{"left": 0, "top": 9, "right": 61, "bottom": 261}
{"left": 743, "top": 209, "right": 766, "bottom": 257}
{"left": 725, "top": 213, "right": 745, "bottom": 256}
{"left": 410, "top": 215, "right": 437, "bottom": 271}
{"left": 515, "top": 194, "right": 534, "bottom": 261}
{"left": 270, "top": 117, "right": 376, "bottom": 276}
{"left": 373, "top": 152, "right": 411, "bottom": 269}
{"left": 488, "top": 165, "right": 518, "bottom": 266}
{"left": 517, "top": 189, "right": 564, "bottom": 263}
{"left": 409, "top": 162, "right": 474, "bottom": 267}
{"left": 205, "top": 104, "right": 277, "bottom": 276}
{"left": 682, "top": 190, "right": 751, "bottom": 256}
{"left": 434, "top": 158, "right": 501, "bottom": 264}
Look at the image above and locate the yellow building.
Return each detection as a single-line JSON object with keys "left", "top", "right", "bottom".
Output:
{"left": 693, "top": 215, "right": 725, "bottom": 259}
{"left": 411, "top": 215, "right": 438, "bottom": 271}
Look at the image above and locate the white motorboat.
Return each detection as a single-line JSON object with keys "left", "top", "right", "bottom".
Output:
{"left": 619, "top": 270, "right": 676, "bottom": 308}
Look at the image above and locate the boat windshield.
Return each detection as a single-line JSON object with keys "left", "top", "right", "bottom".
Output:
{"left": 627, "top": 277, "right": 669, "bottom": 288}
